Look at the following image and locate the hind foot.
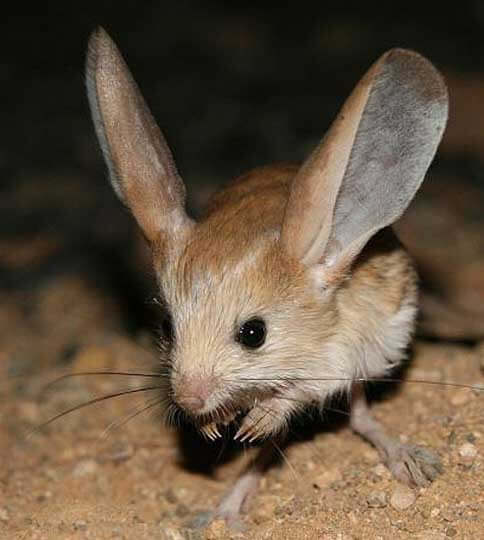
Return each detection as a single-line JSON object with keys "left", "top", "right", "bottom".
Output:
{"left": 350, "top": 383, "right": 443, "bottom": 487}
{"left": 384, "top": 442, "right": 442, "bottom": 487}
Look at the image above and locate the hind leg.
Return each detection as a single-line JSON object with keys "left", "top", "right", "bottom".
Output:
{"left": 350, "top": 383, "right": 442, "bottom": 486}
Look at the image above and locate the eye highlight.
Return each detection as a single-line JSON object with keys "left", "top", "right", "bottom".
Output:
{"left": 237, "top": 318, "right": 266, "bottom": 349}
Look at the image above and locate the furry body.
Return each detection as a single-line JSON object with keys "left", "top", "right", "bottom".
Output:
{"left": 156, "top": 164, "right": 418, "bottom": 440}
{"left": 86, "top": 28, "right": 448, "bottom": 525}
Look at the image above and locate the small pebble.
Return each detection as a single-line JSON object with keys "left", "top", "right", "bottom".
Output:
{"left": 139, "top": 487, "right": 153, "bottom": 500}
{"left": 162, "top": 528, "right": 186, "bottom": 540}
{"left": 72, "top": 346, "right": 112, "bottom": 371}
{"left": 445, "top": 527, "right": 458, "bottom": 538}
{"left": 111, "top": 527, "right": 124, "bottom": 539}
{"left": 36, "top": 491, "right": 52, "bottom": 503}
{"left": 175, "top": 503, "right": 190, "bottom": 518}
{"left": 164, "top": 488, "right": 178, "bottom": 504}
{"left": 313, "top": 469, "right": 342, "bottom": 489}
{"left": 72, "top": 519, "right": 87, "bottom": 531}
{"left": 458, "top": 442, "right": 478, "bottom": 461}
{"left": 347, "top": 511, "right": 358, "bottom": 525}
{"left": 43, "top": 468, "right": 59, "bottom": 482}
{"left": 450, "top": 388, "right": 471, "bottom": 406}
{"left": 0, "top": 507, "right": 9, "bottom": 522}
{"left": 367, "top": 490, "right": 388, "bottom": 508}
{"left": 430, "top": 507, "right": 440, "bottom": 518}
{"left": 447, "top": 431, "right": 457, "bottom": 445}
{"left": 472, "top": 384, "right": 484, "bottom": 396}
{"left": 363, "top": 448, "right": 380, "bottom": 462}
{"left": 390, "top": 484, "right": 416, "bottom": 511}
{"left": 174, "top": 487, "right": 189, "bottom": 500}
{"left": 440, "top": 507, "right": 456, "bottom": 522}
{"left": 72, "top": 458, "right": 99, "bottom": 477}
{"left": 373, "top": 463, "right": 387, "bottom": 476}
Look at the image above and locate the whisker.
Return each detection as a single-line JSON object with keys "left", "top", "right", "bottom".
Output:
{"left": 99, "top": 396, "right": 167, "bottom": 441}
{"left": 42, "top": 370, "right": 164, "bottom": 392}
{"left": 236, "top": 377, "right": 483, "bottom": 391}
{"left": 30, "top": 385, "right": 164, "bottom": 436}
{"left": 270, "top": 438, "right": 298, "bottom": 482}
{"left": 252, "top": 403, "right": 325, "bottom": 467}
{"left": 272, "top": 393, "right": 482, "bottom": 432}
{"left": 164, "top": 401, "right": 183, "bottom": 428}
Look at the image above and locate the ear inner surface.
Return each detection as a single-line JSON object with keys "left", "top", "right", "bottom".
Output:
{"left": 324, "top": 50, "right": 448, "bottom": 266}
{"left": 280, "top": 61, "right": 375, "bottom": 265}
{"left": 281, "top": 49, "right": 448, "bottom": 271}
{"left": 86, "top": 28, "right": 191, "bottom": 242}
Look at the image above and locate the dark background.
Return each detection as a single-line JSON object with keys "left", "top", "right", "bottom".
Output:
{"left": 2, "top": 3, "right": 484, "bottom": 347}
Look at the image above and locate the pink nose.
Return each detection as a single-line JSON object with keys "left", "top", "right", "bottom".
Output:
{"left": 174, "top": 374, "right": 214, "bottom": 413}
{"left": 177, "top": 395, "right": 205, "bottom": 412}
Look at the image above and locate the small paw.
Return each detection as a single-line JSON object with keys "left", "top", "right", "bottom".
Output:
{"left": 386, "top": 444, "right": 443, "bottom": 487}
{"left": 213, "top": 507, "right": 247, "bottom": 532}
{"left": 234, "top": 405, "right": 273, "bottom": 442}
{"left": 184, "top": 510, "right": 212, "bottom": 530}
{"left": 185, "top": 509, "right": 246, "bottom": 533}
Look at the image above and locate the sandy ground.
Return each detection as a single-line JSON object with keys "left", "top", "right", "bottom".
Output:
{"left": 1, "top": 298, "right": 483, "bottom": 540}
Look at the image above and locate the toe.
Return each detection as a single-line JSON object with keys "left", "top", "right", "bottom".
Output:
{"left": 387, "top": 444, "right": 442, "bottom": 487}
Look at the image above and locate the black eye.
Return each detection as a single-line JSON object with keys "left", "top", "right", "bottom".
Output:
{"left": 237, "top": 318, "right": 266, "bottom": 349}
{"left": 161, "top": 313, "right": 174, "bottom": 342}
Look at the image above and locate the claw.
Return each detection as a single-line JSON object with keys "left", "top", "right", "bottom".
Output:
{"left": 234, "top": 421, "right": 260, "bottom": 443}
{"left": 234, "top": 426, "right": 248, "bottom": 442}
{"left": 234, "top": 423, "right": 251, "bottom": 441}
{"left": 234, "top": 405, "right": 271, "bottom": 443}
{"left": 200, "top": 422, "right": 221, "bottom": 440}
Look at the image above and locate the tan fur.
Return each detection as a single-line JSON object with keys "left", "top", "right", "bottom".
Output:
{"left": 86, "top": 29, "right": 448, "bottom": 522}
{"left": 152, "top": 165, "right": 417, "bottom": 438}
{"left": 86, "top": 27, "right": 447, "bottom": 439}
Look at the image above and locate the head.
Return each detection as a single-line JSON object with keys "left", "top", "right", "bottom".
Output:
{"left": 86, "top": 28, "right": 448, "bottom": 438}
{"left": 153, "top": 222, "right": 338, "bottom": 425}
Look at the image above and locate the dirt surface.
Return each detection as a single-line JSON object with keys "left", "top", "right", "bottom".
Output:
{"left": 2, "top": 6, "right": 484, "bottom": 540}
{"left": 2, "top": 310, "right": 483, "bottom": 539}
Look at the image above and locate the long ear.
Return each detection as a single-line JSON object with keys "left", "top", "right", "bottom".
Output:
{"left": 86, "top": 27, "right": 192, "bottom": 242}
{"left": 280, "top": 49, "right": 448, "bottom": 275}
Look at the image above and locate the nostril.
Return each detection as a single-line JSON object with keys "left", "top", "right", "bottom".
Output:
{"left": 175, "top": 375, "right": 215, "bottom": 413}
{"left": 177, "top": 395, "right": 205, "bottom": 412}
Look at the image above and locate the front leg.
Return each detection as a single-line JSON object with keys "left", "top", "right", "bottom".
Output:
{"left": 214, "top": 394, "right": 300, "bottom": 529}
{"left": 350, "top": 382, "right": 442, "bottom": 486}
{"left": 214, "top": 440, "right": 279, "bottom": 530}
